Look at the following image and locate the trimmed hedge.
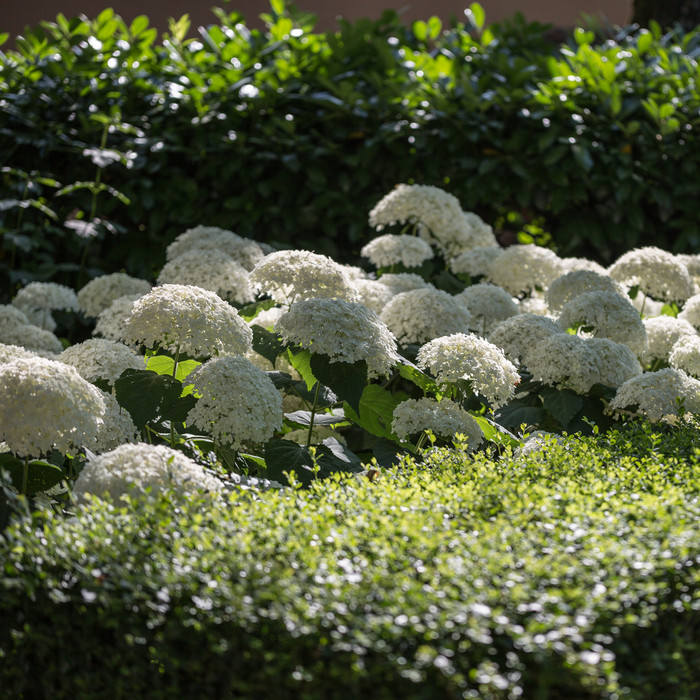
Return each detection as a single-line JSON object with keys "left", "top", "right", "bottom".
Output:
{"left": 1, "top": 4, "right": 700, "bottom": 294}
{"left": 1, "top": 420, "right": 699, "bottom": 699}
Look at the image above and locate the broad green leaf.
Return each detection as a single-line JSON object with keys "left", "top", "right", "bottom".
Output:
{"left": 466, "top": 3, "right": 485, "bottom": 31}
{"left": 114, "top": 369, "right": 183, "bottom": 429}
{"left": 284, "top": 408, "right": 348, "bottom": 427}
{"left": 309, "top": 354, "right": 367, "bottom": 414}
{"left": 316, "top": 437, "right": 364, "bottom": 475}
{"left": 146, "top": 355, "right": 199, "bottom": 383}
{"left": 397, "top": 360, "right": 439, "bottom": 394}
{"left": 287, "top": 348, "right": 316, "bottom": 391}
{"left": 541, "top": 387, "right": 584, "bottom": 429}
{"left": 471, "top": 415, "right": 519, "bottom": 448}
{"left": 252, "top": 325, "right": 286, "bottom": 366}
{"left": 0, "top": 454, "right": 64, "bottom": 497}
{"left": 264, "top": 438, "right": 318, "bottom": 486}
{"left": 238, "top": 299, "right": 278, "bottom": 322}
{"left": 343, "top": 384, "right": 402, "bottom": 439}
{"left": 495, "top": 395, "right": 547, "bottom": 431}
{"left": 161, "top": 394, "right": 198, "bottom": 423}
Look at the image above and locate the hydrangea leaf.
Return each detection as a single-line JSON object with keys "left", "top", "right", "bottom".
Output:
{"left": 0, "top": 454, "right": 64, "bottom": 497}
{"left": 114, "top": 369, "right": 184, "bottom": 429}
{"left": 251, "top": 325, "right": 286, "bottom": 366}
{"left": 343, "top": 384, "right": 403, "bottom": 439}
{"left": 541, "top": 387, "right": 584, "bottom": 428}
{"left": 284, "top": 409, "right": 348, "bottom": 428}
{"left": 494, "top": 395, "right": 547, "bottom": 430}
{"left": 309, "top": 354, "right": 367, "bottom": 414}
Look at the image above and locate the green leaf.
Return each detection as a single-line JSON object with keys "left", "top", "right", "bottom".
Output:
{"left": 309, "top": 354, "right": 367, "bottom": 414}
{"left": 146, "top": 355, "right": 199, "bottom": 384}
{"left": 161, "top": 394, "right": 198, "bottom": 424}
{"left": 343, "top": 384, "right": 402, "bottom": 439}
{"left": 114, "top": 369, "right": 183, "bottom": 429}
{"left": 316, "top": 437, "right": 364, "bottom": 475}
{"left": 252, "top": 325, "right": 286, "bottom": 366}
{"left": 238, "top": 299, "right": 278, "bottom": 323}
{"left": 541, "top": 387, "right": 584, "bottom": 428}
{"left": 0, "top": 454, "right": 64, "bottom": 497}
{"left": 397, "top": 360, "right": 439, "bottom": 394}
{"left": 466, "top": 3, "right": 486, "bottom": 31}
{"left": 471, "top": 415, "right": 519, "bottom": 448}
{"left": 287, "top": 348, "right": 316, "bottom": 391}
{"left": 495, "top": 395, "right": 547, "bottom": 431}
{"left": 284, "top": 408, "right": 348, "bottom": 427}
{"left": 264, "top": 438, "right": 318, "bottom": 486}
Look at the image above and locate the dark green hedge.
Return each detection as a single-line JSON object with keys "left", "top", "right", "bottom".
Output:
{"left": 1, "top": 3, "right": 700, "bottom": 293}
{"left": 1, "top": 420, "right": 699, "bottom": 699}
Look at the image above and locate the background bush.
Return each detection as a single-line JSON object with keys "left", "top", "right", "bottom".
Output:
{"left": 1, "top": 2, "right": 700, "bottom": 295}
{"left": 1, "top": 421, "right": 699, "bottom": 699}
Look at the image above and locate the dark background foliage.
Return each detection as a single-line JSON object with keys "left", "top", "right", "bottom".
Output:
{"left": 1, "top": 3, "right": 700, "bottom": 297}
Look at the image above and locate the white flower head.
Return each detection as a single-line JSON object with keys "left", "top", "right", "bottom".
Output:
{"left": 157, "top": 250, "right": 254, "bottom": 305}
{"left": 247, "top": 305, "right": 285, "bottom": 330}
{"left": 123, "top": 284, "right": 253, "bottom": 358}
{"left": 609, "top": 367, "right": 700, "bottom": 422}
{"left": 669, "top": 335, "right": 700, "bottom": 378}
{"left": 360, "top": 233, "right": 433, "bottom": 269}
{"left": 489, "top": 313, "right": 564, "bottom": 367}
{"left": 559, "top": 257, "right": 609, "bottom": 275}
{"left": 487, "top": 244, "right": 564, "bottom": 296}
{"left": 276, "top": 297, "right": 400, "bottom": 378}
{"left": 249, "top": 250, "right": 358, "bottom": 305}
{"left": 0, "top": 304, "right": 31, "bottom": 330}
{"left": 518, "top": 296, "right": 551, "bottom": 316}
{"left": 527, "top": 334, "right": 642, "bottom": 394}
{"left": 186, "top": 356, "right": 283, "bottom": 449}
{"left": 73, "top": 442, "right": 223, "bottom": 503}
{"left": 1, "top": 323, "right": 63, "bottom": 356}
{"left": 380, "top": 287, "right": 472, "bottom": 346}
{"left": 556, "top": 290, "right": 648, "bottom": 356}
{"left": 77, "top": 273, "right": 152, "bottom": 318}
{"left": 448, "top": 245, "right": 504, "bottom": 278}
{"left": 91, "top": 390, "right": 140, "bottom": 453}
{"left": 93, "top": 294, "right": 143, "bottom": 344}
{"left": 165, "top": 225, "right": 265, "bottom": 270}
{"left": 641, "top": 315, "right": 698, "bottom": 364}
{"left": 376, "top": 272, "right": 432, "bottom": 295}
{"left": 58, "top": 338, "right": 145, "bottom": 387}
{"left": 608, "top": 246, "right": 695, "bottom": 303}
{"left": 12, "top": 281, "right": 79, "bottom": 330}
{"left": 546, "top": 270, "right": 623, "bottom": 311}
{"left": 0, "top": 343, "right": 42, "bottom": 364}
{"left": 417, "top": 333, "right": 520, "bottom": 408}
{"left": 678, "top": 294, "right": 700, "bottom": 330}
{"left": 0, "top": 357, "right": 105, "bottom": 457}
{"left": 391, "top": 397, "right": 484, "bottom": 450}
{"left": 455, "top": 283, "right": 520, "bottom": 336}
{"left": 351, "top": 278, "right": 395, "bottom": 314}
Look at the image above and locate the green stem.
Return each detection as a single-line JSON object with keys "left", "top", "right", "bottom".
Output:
{"left": 306, "top": 381, "right": 321, "bottom": 449}
{"left": 21, "top": 457, "right": 29, "bottom": 496}
{"left": 172, "top": 345, "right": 181, "bottom": 378}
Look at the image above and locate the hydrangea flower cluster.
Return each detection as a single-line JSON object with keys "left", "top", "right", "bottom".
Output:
{"left": 489, "top": 314, "right": 564, "bottom": 367}
{"left": 351, "top": 278, "right": 395, "bottom": 314}
{"left": 77, "top": 273, "right": 152, "bottom": 318}
{"left": 92, "top": 390, "right": 140, "bottom": 454}
{"left": 391, "top": 397, "right": 484, "bottom": 451}
{"left": 526, "top": 335, "right": 642, "bottom": 394}
{"left": 556, "top": 290, "right": 648, "bottom": 356}
{"left": 455, "top": 283, "right": 519, "bottom": 335}
{"left": 0, "top": 343, "right": 42, "bottom": 364}
{"left": 487, "top": 244, "right": 564, "bottom": 296}
{"left": 165, "top": 225, "right": 265, "bottom": 270}
{"left": 157, "top": 250, "right": 254, "bottom": 305}
{"left": 448, "top": 245, "right": 504, "bottom": 278}
{"left": 186, "top": 356, "right": 283, "bottom": 449}
{"left": 609, "top": 368, "right": 700, "bottom": 422}
{"left": 0, "top": 357, "right": 105, "bottom": 457}
{"left": 123, "top": 284, "right": 253, "bottom": 358}
{"left": 73, "top": 442, "right": 223, "bottom": 503}
{"left": 249, "top": 250, "right": 358, "bottom": 305}
{"left": 416, "top": 333, "right": 519, "bottom": 408}
{"left": 58, "top": 339, "right": 145, "bottom": 387}
{"left": 360, "top": 234, "right": 434, "bottom": 269}
{"left": 380, "top": 288, "right": 472, "bottom": 345}
{"left": 546, "top": 270, "right": 622, "bottom": 311}
{"left": 640, "top": 316, "right": 698, "bottom": 364}
{"left": 678, "top": 294, "right": 700, "bottom": 330}
{"left": 93, "top": 294, "right": 142, "bottom": 344}
{"left": 608, "top": 246, "right": 696, "bottom": 303}
{"left": 669, "top": 335, "right": 700, "bottom": 378}
{"left": 276, "top": 298, "right": 400, "bottom": 377}
{"left": 12, "top": 281, "right": 79, "bottom": 330}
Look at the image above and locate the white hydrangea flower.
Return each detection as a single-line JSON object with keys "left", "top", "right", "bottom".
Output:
{"left": 527, "top": 334, "right": 642, "bottom": 394}
{"left": 249, "top": 250, "right": 358, "bottom": 305}
{"left": 247, "top": 305, "right": 285, "bottom": 330}
{"left": 557, "top": 290, "right": 647, "bottom": 356}
{"left": 360, "top": 234, "right": 434, "bottom": 269}
{"left": 641, "top": 315, "right": 698, "bottom": 364}
{"left": 123, "top": 284, "right": 253, "bottom": 358}
{"left": 416, "top": 333, "right": 519, "bottom": 408}
{"left": 276, "top": 297, "right": 400, "bottom": 377}
{"left": 186, "top": 356, "right": 283, "bottom": 449}
{"left": 391, "top": 397, "right": 484, "bottom": 450}
{"left": 669, "top": 335, "right": 700, "bottom": 378}
{"left": 455, "top": 283, "right": 519, "bottom": 336}
{"left": 12, "top": 281, "right": 79, "bottom": 331}
{"left": 448, "top": 245, "right": 504, "bottom": 278}
{"left": 460, "top": 211, "right": 499, "bottom": 249}
{"left": 91, "top": 390, "right": 140, "bottom": 453}
{"left": 0, "top": 304, "right": 31, "bottom": 330}
{"left": 487, "top": 244, "right": 564, "bottom": 296}
{"left": 559, "top": 257, "right": 609, "bottom": 275}
{"left": 518, "top": 296, "right": 550, "bottom": 316}
{"left": 165, "top": 225, "right": 265, "bottom": 270}
{"left": 629, "top": 290, "right": 666, "bottom": 318}
{"left": 608, "top": 246, "right": 695, "bottom": 303}
{"left": 1, "top": 323, "right": 63, "bottom": 356}
{"left": 93, "top": 294, "right": 142, "bottom": 344}
{"left": 157, "top": 250, "right": 254, "bottom": 305}
{"left": 380, "top": 287, "right": 472, "bottom": 346}
{"left": 609, "top": 367, "right": 700, "bottom": 422}
{"left": 678, "top": 294, "right": 700, "bottom": 330}
{"left": 351, "top": 278, "right": 395, "bottom": 314}
{"left": 58, "top": 338, "right": 145, "bottom": 387}
{"left": 377, "top": 272, "right": 432, "bottom": 295}
{"left": 546, "top": 270, "right": 623, "bottom": 311}
{"left": 339, "top": 264, "right": 371, "bottom": 281}
{"left": 73, "top": 442, "right": 223, "bottom": 503}
{"left": 77, "top": 273, "right": 152, "bottom": 318}
{"left": 676, "top": 253, "right": 700, "bottom": 289}
{"left": 489, "top": 314, "right": 564, "bottom": 367}
{"left": 0, "top": 343, "right": 42, "bottom": 364}
{"left": 0, "top": 357, "right": 105, "bottom": 457}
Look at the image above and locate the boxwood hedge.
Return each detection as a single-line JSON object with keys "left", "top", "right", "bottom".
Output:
{"left": 2, "top": 3, "right": 700, "bottom": 294}
{"left": 1, "top": 420, "right": 699, "bottom": 699}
